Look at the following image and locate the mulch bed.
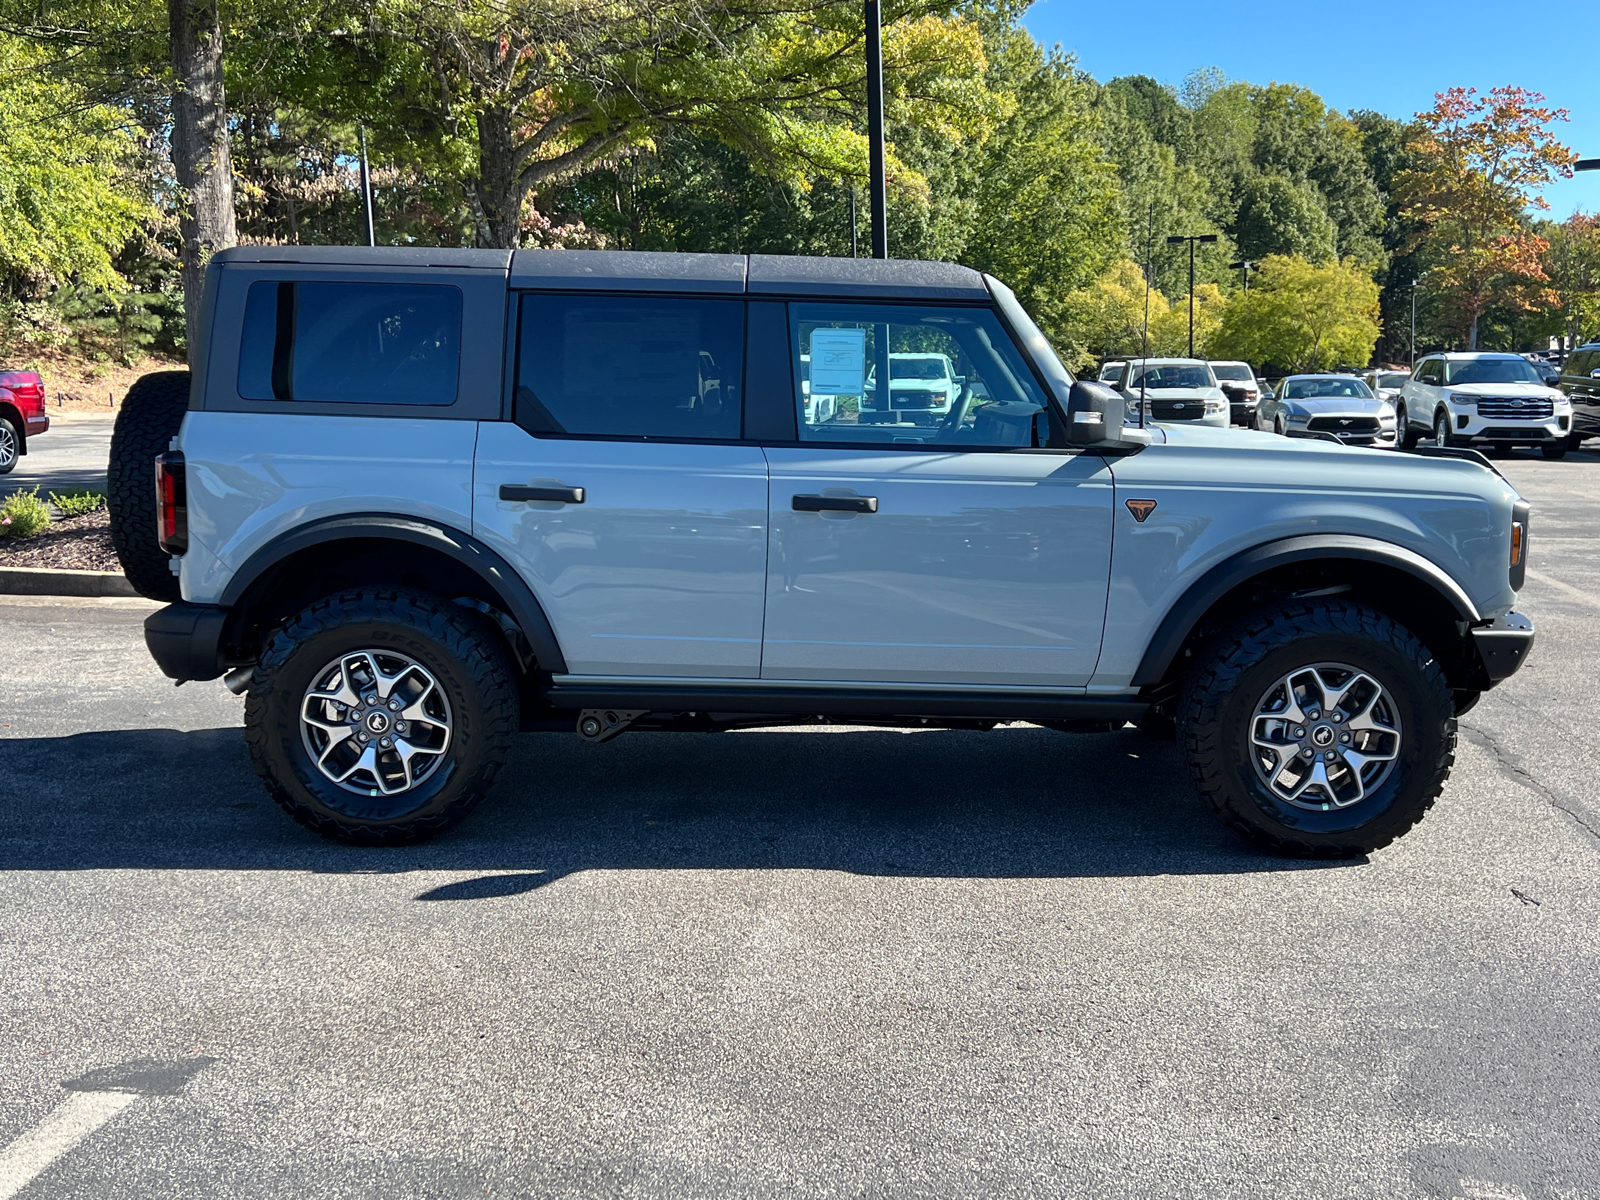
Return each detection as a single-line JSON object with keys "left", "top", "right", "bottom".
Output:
{"left": 0, "top": 507, "right": 122, "bottom": 572}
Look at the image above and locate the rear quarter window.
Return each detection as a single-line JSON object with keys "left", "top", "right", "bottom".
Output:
{"left": 238, "top": 281, "right": 462, "bottom": 405}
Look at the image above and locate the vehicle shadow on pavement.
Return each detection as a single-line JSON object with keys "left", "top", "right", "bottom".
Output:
{"left": 0, "top": 724, "right": 1356, "bottom": 880}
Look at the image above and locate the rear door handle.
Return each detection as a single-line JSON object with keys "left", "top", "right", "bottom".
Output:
{"left": 500, "top": 484, "right": 585, "bottom": 504}
{"left": 792, "top": 494, "right": 877, "bottom": 513}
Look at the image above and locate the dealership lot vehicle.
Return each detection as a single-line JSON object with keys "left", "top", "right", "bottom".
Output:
{"left": 1361, "top": 369, "right": 1410, "bottom": 407}
{"left": 1208, "top": 360, "right": 1262, "bottom": 425}
{"left": 1098, "top": 359, "right": 1126, "bottom": 384}
{"left": 112, "top": 248, "right": 1533, "bottom": 858}
{"left": 0, "top": 369, "right": 47, "bottom": 474}
{"left": 1115, "top": 357, "right": 1230, "bottom": 428}
{"left": 1398, "top": 352, "right": 1572, "bottom": 457}
{"left": 1553, "top": 342, "right": 1600, "bottom": 446}
{"left": 1257, "top": 374, "right": 1397, "bottom": 447}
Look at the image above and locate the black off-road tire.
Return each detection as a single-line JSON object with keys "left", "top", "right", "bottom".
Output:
{"left": 108, "top": 371, "right": 191, "bottom": 600}
{"left": 1180, "top": 599, "right": 1455, "bottom": 858}
{"left": 244, "top": 588, "right": 519, "bottom": 845}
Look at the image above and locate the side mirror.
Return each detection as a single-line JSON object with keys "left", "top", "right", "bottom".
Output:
{"left": 1065, "top": 381, "right": 1148, "bottom": 450}
{"left": 1420, "top": 374, "right": 1439, "bottom": 386}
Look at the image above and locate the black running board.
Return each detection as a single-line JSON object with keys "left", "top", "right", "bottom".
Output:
{"left": 542, "top": 680, "right": 1148, "bottom": 723}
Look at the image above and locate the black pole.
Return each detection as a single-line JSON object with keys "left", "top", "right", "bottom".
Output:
{"left": 849, "top": 188, "right": 859, "bottom": 258}
{"left": 358, "top": 127, "right": 376, "bottom": 248}
{"left": 865, "top": 0, "right": 888, "bottom": 259}
{"left": 1410, "top": 280, "right": 1419, "bottom": 368}
{"left": 1187, "top": 239, "right": 1196, "bottom": 357}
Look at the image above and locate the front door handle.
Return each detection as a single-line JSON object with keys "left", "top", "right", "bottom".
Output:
{"left": 792, "top": 494, "right": 877, "bottom": 513}
{"left": 500, "top": 484, "right": 585, "bottom": 504}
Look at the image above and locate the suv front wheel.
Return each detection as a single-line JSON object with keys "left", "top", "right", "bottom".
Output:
{"left": 1181, "top": 599, "right": 1455, "bottom": 857}
{"left": 244, "top": 588, "right": 518, "bottom": 844}
{"left": 1434, "top": 409, "right": 1454, "bottom": 449}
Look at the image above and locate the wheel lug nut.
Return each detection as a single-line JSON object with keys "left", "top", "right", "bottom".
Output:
{"left": 380, "top": 737, "right": 392, "bottom": 748}
{"left": 395, "top": 721, "right": 408, "bottom": 733}
{"left": 1302, "top": 747, "right": 1315, "bottom": 759}
{"left": 1325, "top": 751, "right": 1336, "bottom": 761}
{"left": 389, "top": 699, "right": 402, "bottom": 711}
{"left": 358, "top": 732, "right": 369, "bottom": 741}
{"left": 1340, "top": 733, "right": 1350, "bottom": 743}
{"left": 1331, "top": 713, "right": 1342, "bottom": 723}
{"left": 1293, "top": 726, "right": 1306, "bottom": 738}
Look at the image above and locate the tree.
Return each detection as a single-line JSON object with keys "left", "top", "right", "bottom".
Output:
{"left": 1541, "top": 213, "right": 1600, "bottom": 349}
{"left": 1394, "top": 86, "right": 1577, "bottom": 349}
{"left": 1209, "top": 255, "right": 1380, "bottom": 373}
{"left": 1053, "top": 258, "right": 1167, "bottom": 371}
{"left": 0, "top": 38, "right": 149, "bottom": 290}
{"left": 1150, "top": 282, "right": 1226, "bottom": 358}
{"left": 343, "top": 0, "right": 999, "bottom": 249}
{"left": 1233, "top": 174, "right": 1336, "bottom": 262}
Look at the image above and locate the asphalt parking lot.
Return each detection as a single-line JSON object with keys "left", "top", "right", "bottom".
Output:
{"left": 2, "top": 435, "right": 1599, "bottom": 1198}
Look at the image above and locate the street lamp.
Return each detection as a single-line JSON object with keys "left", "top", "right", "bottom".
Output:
{"left": 1576, "top": 158, "right": 1600, "bottom": 172}
{"left": 1410, "top": 279, "right": 1421, "bottom": 369}
{"left": 1167, "top": 233, "right": 1219, "bottom": 357}
{"left": 864, "top": 0, "right": 888, "bottom": 259}
{"left": 1229, "top": 259, "right": 1254, "bottom": 292}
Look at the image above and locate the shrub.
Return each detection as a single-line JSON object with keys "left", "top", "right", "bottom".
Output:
{"left": 0, "top": 487, "right": 50, "bottom": 538}
{"left": 49, "top": 489, "right": 105, "bottom": 517}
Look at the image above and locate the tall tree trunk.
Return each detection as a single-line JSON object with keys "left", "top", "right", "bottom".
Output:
{"left": 170, "top": 0, "right": 236, "bottom": 357}
{"left": 470, "top": 107, "right": 529, "bottom": 249}
{"left": 1467, "top": 310, "right": 1480, "bottom": 351}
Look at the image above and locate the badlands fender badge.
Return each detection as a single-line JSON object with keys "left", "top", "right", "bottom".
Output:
{"left": 1125, "top": 498, "right": 1158, "bottom": 523}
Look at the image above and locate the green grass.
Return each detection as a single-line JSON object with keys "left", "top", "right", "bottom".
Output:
{"left": 0, "top": 487, "right": 50, "bottom": 538}
{"left": 48, "top": 488, "right": 106, "bottom": 517}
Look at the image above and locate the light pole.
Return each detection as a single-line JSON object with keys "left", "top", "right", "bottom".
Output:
{"left": 864, "top": 0, "right": 888, "bottom": 259}
{"left": 1229, "top": 259, "right": 1254, "bottom": 292}
{"left": 1410, "top": 279, "right": 1421, "bottom": 368}
{"left": 1167, "top": 233, "right": 1219, "bottom": 357}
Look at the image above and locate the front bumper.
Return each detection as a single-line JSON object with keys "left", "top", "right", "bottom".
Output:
{"left": 1452, "top": 411, "right": 1568, "bottom": 446}
{"left": 1473, "top": 610, "right": 1536, "bottom": 684}
{"left": 145, "top": 602, "right": 229, "bottom": 682}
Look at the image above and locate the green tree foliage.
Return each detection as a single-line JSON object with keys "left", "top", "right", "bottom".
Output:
{"left": 1234, "top": 175, "right": 1337, "bottom": 262}
{"left": 0, "top": 37, "right": 149, "bottom": 290}
{"left": 1210, "top": 255, "right": 1380, "bottom": 373}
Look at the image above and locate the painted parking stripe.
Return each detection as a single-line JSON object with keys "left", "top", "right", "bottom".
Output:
{"left": 0, "top": 1091, "right": 138, "bottom": 1200}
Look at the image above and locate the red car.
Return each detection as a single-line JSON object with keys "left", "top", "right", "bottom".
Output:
{"left": 0, "top": 370, "right": 47, "bottom": 474}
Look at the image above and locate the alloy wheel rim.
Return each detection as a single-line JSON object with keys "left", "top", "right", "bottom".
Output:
{"left": 0, "top": 425, "right": 15, "bottom": 467}
{"left": 299, "top": 649, "right": 452, "bottom": 797}
{"left": 1249, "top": 662, "right": 1402, "bottom": 810}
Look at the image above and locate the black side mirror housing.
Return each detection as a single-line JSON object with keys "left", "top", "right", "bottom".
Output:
{"left": 1065, "top": 381, "right": 1147, "bottom": 450}
{"left": 1420, "top": 374, "right": 1439, "bottom": 386}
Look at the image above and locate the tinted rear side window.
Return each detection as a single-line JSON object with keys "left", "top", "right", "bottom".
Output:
{"left": 514, "top": 294, "right": 743, "bottom": 440}
{"left": 238, "top": 281, "right": 462, "bottom": 404}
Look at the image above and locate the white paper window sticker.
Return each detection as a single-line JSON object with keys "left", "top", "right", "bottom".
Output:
{"left": 808, "top": 328, "right": 866, "bottom": 396}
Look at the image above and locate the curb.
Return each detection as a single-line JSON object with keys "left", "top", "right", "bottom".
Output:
{"left": 0, "top": 567, "right": 140, "bottom": 598}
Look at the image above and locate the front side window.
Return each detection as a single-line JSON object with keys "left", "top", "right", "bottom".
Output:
{"left": 791, "top": 304, "right": 1046, "bottom": 447}
{"left": 238, "top": 281, "right": 462, "bottom": 404}
{"left": 1445, "top": 357, "right": 1543, "bottom": 385}
{"left": 515, "top": 294, "right": 742, "bottom": 440}
{"left": 1416, "top": 359, "right": 1441, "bottom": 382}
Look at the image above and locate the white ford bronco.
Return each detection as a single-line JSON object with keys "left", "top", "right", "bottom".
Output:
{"left": 108, "top": 248, "right": 1535, "bottom": 855}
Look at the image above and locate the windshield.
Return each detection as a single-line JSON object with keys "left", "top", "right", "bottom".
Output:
{"left": 1377, "top": 373, "right": 1409, "bottom": 389}
{"left": 890, "top": 357, "right": 950, "bottom": 381}
{"left": 1210, "top": 364, "right": 1253, "bottom": 381}
{"left": 1283, "top": 377, "right": 1374, "bottom": 399}
{"left": 1130, "top": 364, "right": 1215, "bottom": 389}
{"left": 1445, "top": 357, "right": 1542, "bottom": 385}
{"left": 1098, "top": 363, "right": 1123, "bottom": 382}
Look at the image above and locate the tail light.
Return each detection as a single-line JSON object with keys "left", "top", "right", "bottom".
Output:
{"left": 155, "top": 452, "right": 187, "bottom": 555}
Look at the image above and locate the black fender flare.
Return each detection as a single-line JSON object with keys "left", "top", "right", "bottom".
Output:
{"left": 1130, "top": 534, "right": 1482, "bottom": 688}
{"left": 219, "top": 513, "right": 569, "bottom": 673}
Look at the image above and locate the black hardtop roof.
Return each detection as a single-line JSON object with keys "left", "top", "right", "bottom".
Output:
{"left": 215, "top": 246, "right": 990, "bottom": 299}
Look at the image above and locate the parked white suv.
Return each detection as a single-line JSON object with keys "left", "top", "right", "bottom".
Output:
{"left": 1117, "top": 358, "right": 1229, "bottom": 428}
{"left": 1398, "top": 353, "right": 1572, "bottom": 458}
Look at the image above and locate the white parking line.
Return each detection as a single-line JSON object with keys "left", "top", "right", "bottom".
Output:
{"left": 0, "top": 1091, "right": 138, "bottom": 1200}
{"left": 1524, "top": 567, "right": 1600, "bottom": 612}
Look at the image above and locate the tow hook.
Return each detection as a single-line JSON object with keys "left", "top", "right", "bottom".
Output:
{"left": 577, "top": 709, "right": 646, "bottom": 743}
{"left": 223, "top": 665, "right": 256, "bottom": 695}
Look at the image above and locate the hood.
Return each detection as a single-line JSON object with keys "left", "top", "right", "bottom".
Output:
{"left": 1283, "top": 397, "right": 1391, "bottom": 416}
{"left": 1132, "top": 386, "right": 1225, "bottom": 401}
{"left": 1445, "top": 382, "right": 1562, "bottom": 399}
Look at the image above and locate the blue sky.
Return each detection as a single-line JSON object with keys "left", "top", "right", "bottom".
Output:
{"left": 1022, "top": 0, "right": 1600, "bottom": 218}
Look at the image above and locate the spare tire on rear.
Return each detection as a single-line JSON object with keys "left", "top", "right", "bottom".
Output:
{"left": 108, "top": 370, "right": 191, "bottom": 601}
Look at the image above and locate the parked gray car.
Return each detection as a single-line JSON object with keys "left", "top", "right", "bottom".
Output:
{"left": 1256, "top": 374, "right": 1397, "bottom": 448}
{"left": 108, "top": 248, "right": 1534, "bottom": 858}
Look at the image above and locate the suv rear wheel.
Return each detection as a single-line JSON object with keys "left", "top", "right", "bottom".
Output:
{"left": 1181, "top": 599, "right": 1455, "bottom": 858}
{"left": 244, "top": 588, "right": 518, "bottom": 844}
{"left": 0, "top": 415, "right": 19, "bottom": 474}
